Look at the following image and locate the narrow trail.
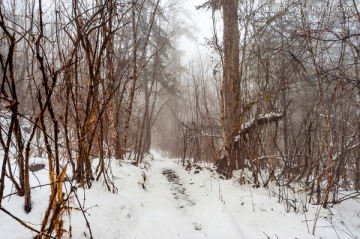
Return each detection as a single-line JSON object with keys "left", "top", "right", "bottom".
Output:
{"left": 127, "top": 155, "right": 244, "bottom": 239}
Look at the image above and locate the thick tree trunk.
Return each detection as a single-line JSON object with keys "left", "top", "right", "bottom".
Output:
{"left": 356, "top": 149, "right": 360, "bottom": 191}
{"left": 143, "top": 84, "right": 152, "bottom": 154}
{"left": 221, "top": 0, "right": 240, "bottom": 179}
{"left": 356, "top": 107, "right": 360, "bottom": 191}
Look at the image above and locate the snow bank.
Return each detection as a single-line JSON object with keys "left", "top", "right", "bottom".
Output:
{"left": 1, "top": 152, "right": 359, "bottom": 239}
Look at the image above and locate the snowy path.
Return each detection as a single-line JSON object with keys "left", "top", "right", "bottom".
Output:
{"left": 1, "top": 153, "right": 358, "bottom": 239}
{"left": 127, "top": 156, "right": 245, "bottom": 239}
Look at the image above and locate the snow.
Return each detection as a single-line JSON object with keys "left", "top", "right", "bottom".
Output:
{"left": 1, "top": 151, "right": 360, "bottom": 238}
{"left": 240, "top": 112, "right": 284, "bottom": 132}
{"left": 235, "top": 112, "right": 285, "bottom": 142}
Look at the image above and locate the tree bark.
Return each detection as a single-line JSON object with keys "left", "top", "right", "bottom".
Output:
{"left": 220, "top": 0, "right": 240, "bottom": 179}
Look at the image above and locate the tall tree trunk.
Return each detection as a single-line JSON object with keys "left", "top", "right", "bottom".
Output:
{"left": 355, "top": 85, "right": 360, "bottom": 191}
{"left": 220, "top": 0, "right": 240, "bottom": 179}
{"left": 143, "top": 81, "right": 152, "bottom": 154}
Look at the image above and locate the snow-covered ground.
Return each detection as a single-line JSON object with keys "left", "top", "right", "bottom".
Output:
{"left": 1, "top": 151, "right": 359, "bottom": 238}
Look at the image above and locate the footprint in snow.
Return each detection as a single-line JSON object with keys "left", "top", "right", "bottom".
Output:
{"left": 162, "top": 169, "right": 197, "bottom": 208}
{"left": 193, "top": 222, "right": 203, "bottom": 231}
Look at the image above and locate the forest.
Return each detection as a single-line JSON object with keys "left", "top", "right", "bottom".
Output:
{"left": 0, "top": 0, "right": 359, "bottom": 238}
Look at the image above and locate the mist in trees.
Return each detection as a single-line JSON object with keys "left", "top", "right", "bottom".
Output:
{"left": 156, "top": 0, "right": 360, "bottom": 205}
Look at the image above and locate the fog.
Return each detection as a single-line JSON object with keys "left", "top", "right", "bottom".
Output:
{"left": 178, "top": 0, "right": 214, "bottom": 64}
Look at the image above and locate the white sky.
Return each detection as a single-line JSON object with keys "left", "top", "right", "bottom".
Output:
{"left": 178, "top": 0, "right": 214, "bottom": 64}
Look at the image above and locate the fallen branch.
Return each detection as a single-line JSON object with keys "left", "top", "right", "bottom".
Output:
{"left": 331, "top": 192, "right": 360, "bottom": 205}
{"left": 237, "top": 112, "right": 285, "bottom": 138}
{"left": 235, "top": 101, "right": 292, "bottom": 140}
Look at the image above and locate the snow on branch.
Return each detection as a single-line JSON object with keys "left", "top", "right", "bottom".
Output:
{"left": 235, "top": 112, "right": 285, "bottom": 141}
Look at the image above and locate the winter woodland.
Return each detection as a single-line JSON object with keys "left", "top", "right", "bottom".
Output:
{"left": 0, "top": 0, "right": 359, "bottom": 238}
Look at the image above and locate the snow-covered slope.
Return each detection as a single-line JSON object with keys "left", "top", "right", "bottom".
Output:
{"left": 1, "top": 151, "right": 359, "bottom": 238}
